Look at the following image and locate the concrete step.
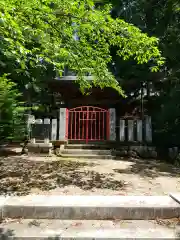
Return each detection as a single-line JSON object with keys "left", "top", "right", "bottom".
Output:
{"left": 1, "top": 195, "right": 180, "bottom": 220}
{"left": 61, "top": 149, "right": 112, "bottom": 155}
{"left": 0, "top": 219, "right": 178, "bottom": 239}
{"left": 60, "top": 153, "right": 113, "bottom": 159}
{"left": 65, "top": 144, "right": 111, "bottom": 150}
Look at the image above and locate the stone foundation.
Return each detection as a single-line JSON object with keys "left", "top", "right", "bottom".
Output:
{"left": 115, "top": 145, "right": 158, "bottom": 159}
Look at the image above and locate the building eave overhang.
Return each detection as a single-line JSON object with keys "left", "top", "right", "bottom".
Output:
{"left": 55, "top": 76, "right": 94, "bottom": 81}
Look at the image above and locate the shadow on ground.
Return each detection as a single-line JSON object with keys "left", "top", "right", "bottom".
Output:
{"left": 113, "top": 158, "right": 180, "bottom": 178}
{"left": 0, "top": 156, "right": 126, "bottom": 196}
{"left": 0, "top": 147, "right": 21, "bottom": 157}
{"left": 1, "top": 146, "right": 180, "bottom": 195}
{"left": 0, "top": 228, "right": 14, "bottom": 240}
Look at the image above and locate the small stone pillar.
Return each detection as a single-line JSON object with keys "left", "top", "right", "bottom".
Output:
{"left": 128, "top": 120, "right": 134, "bottom": 142}
{"left": 109, "top": 108, "right": 116, "bottom": 141}
{"left": 145, "top": 116, "right": 152, "bottom": 142}
{"left": 169, "top": 147, "right": 178, "bottom": 160}
{"left": 26, "top": 114, "right": 35, "bottom": 139}
{"left": 137, "top": 119, "right": 143, "bottom": 142}
{"left": 59, "top": 108, "right": 67, "bottom": 141}
{"left": 51, "top": 119, "right": 57, "bottom": 141}
{"left": 119, "top": 119, "right": 125, "bottom": 141}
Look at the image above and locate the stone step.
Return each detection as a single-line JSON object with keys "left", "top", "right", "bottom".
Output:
{"left": 61, "top": 149, "right": 112, "bottom": 155}
{"left": 1, "top": 195, "right": 180, "bottom": 220}
{"left": 65, "top": 144, "right": 111, "bottom": 150}
{"left": 0, "top": 219, "right": 178, "bottom": 239}
{"left": 60, "top": 153, "right": 113, "bottom": 159}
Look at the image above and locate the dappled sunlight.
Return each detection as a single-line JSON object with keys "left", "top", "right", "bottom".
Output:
{"left": 113, "top": 158, "right": 180, "bottom": 179}
{"left": 0, "top": 227, "right": 14, "bottom": 240}
{"left": 0, "top": 157, "right": 126, "bottom": 196}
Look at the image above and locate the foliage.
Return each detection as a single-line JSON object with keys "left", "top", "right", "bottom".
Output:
{"left": 0, "top": 0, "right": 164, "bottom": 95}
{"left": 99, "top": 0, "right": 180, "bottom": 146}
{"left": 0, "top": 75, "right": 26, "bottom": 142}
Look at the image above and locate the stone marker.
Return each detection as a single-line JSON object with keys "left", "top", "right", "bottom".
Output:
{"left": 119, "top": 119, "right": 125, "bottom": 141}
{"left": 137, "top": 119, "right": 143, "bottom": 142}
{"left": 128, "top": 120, "right": 134, "bottom": 142}
{"left": 109, "top": 108, "right": 116, "bottom": 141}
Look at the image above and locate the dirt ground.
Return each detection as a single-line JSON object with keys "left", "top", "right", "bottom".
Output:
{"left": 0, "top": 147, "right": 180, "bottom": 196}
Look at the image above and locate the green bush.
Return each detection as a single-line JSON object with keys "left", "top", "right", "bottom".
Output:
{"left": 0, "top": 74, "right": 26, "bottom": 142}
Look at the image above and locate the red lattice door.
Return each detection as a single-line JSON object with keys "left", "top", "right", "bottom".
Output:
{"left": 66, "top": 106, "right": 109, "bottom": 143}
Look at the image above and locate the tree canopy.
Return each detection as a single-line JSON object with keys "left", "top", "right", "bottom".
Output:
{"left": 0, "top": 0, "right": 164, "bottom": 94}
{"left": 101, "top": 0, "right": 180, "bottom": 145}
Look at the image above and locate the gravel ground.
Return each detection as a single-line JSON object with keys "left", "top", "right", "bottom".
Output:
{"left": 37, "top": 157, "right": 180, "bottom": 196}
{"left": 1, "top": 147, "right": 180, "bottom": 196}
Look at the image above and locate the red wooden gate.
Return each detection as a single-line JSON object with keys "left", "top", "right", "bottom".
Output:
{"left": 66, "top": 106, "right": 109, "bottom": 143}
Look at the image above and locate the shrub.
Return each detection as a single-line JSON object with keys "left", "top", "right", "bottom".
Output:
{"left": 0, "top": 74, "right": 26, "bottom": 142}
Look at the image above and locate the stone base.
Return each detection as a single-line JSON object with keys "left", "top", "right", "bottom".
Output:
{"left": 27, "top": 143, "right": 53, "bottom": 154}
{"left": 55, "top": 143, "right": 158, "bottom": 159}
{"left": 53, "top": 140, "right": 68, "bottom": 147}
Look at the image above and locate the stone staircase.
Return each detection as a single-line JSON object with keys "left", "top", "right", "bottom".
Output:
{"left": 1, "top": 194, "right": 180, "bottom": 239}
{"left": 60, "top": 143, "right": 114, "bottom": 160}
